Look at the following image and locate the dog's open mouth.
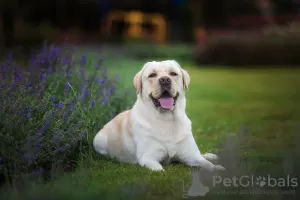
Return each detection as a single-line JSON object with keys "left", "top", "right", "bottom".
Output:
{"left": 150, "top": 91, "right": 178, "bottom": 110}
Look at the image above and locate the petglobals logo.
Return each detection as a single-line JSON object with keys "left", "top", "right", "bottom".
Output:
{"left": 213, "top": 175, "right": 298, "bottom": 188}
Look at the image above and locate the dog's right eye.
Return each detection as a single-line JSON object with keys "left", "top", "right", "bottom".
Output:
{"left": 148, "top": 73, "right": 157, "bottom": 78}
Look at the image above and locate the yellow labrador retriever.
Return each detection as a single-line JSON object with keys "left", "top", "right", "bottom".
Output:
{"left": 93, "top": 60, "right": 225, "bottom": 171}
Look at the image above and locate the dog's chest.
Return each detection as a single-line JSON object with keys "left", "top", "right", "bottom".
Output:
{"left": 153, "top": 122, "right": 189, "bottom": 157}
{"left": 132, "top": 114, "right": 191, "bottom": 160}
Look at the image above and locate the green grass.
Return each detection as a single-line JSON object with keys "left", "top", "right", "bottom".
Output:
{"left": 6, "top": 60, "right": 300, "bottom": 199}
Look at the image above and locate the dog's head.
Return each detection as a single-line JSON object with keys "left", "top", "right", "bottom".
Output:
{"left": 133, "top": 60, "right": 190, "bottom": 111}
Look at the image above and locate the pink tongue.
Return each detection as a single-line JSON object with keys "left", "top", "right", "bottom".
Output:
{"left": 158, "top": 98, "right": 174, "bottom": 109}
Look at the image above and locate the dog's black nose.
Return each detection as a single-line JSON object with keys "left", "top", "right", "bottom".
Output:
{"left": 159, "top": 76, "right": 171, "bottom": 85}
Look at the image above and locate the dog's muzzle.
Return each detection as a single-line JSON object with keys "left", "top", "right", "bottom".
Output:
{"left": 150, "top": 77, "right": 179, "bottom": 110}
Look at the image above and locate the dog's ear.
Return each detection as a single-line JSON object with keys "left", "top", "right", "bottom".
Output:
{"left": 170, "top": 60, "right": 190, "bottom": 91}
{"left": 133, "top": 70, "right": 143, "bottom": 95}
{"left": 180, "top": 68, "right": 190, "bottom": 91}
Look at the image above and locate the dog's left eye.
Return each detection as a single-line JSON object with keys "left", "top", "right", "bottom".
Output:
{"left": 148, "top": 73, "right": 157, "bottom": 78}
{"left": 170, "top": 72, "right": 178, "bottom": 76}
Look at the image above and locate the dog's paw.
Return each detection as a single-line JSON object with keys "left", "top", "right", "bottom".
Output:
{"left": 150, "top": 166, "right": 164, "bottom": 171}
{"left": 145, "top": 163, "right": 164, "bottom": 171}
{"left": 213, "top": 165, "right": 226, "bottom": 171}
{"left": 203, "top": 153, "right": 219, "bottom": 161}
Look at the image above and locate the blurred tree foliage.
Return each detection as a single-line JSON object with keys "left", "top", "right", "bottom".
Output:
{"left": 1, "top": 0, "right": 18, "bottom": 47}
{"left": 1, "top": 0, "right": 298, "bottom": 47}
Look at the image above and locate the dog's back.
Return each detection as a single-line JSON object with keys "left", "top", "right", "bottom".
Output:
{"left": 93, "top": 110, "right": 137, "bottom": 163}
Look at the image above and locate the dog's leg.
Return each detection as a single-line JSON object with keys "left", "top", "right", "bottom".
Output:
{"left": 138, "top": 156, "right": 164, "bottom": 171}
{"left": 177, "top": 136, "right": 225, "bottom": 172}
{"left": 203, "top": 153, "right": 219, "bottom": 162}
{"left": 136, "top": 145, "right": 166, "bottom": 171}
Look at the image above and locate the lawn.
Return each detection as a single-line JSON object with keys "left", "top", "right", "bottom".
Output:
{"left": 10, "top": 59, "right": 299, "bottom": 200}
{"left": 2, "top": 48, "right": 300, "bottom": 199}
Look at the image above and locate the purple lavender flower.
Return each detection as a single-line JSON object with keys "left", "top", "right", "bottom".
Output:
{"left": 13, "top": 71, "right": 22, "bottom": 82}
{"left": 52, "top": 136, "right": 60, "bottom": 145}
{"left": 10, "top": 82, "right": 16, "bottom": 91}
{"left": 40, "top": 69, "right": 46, "bottom": 79}
{"left": 82, "top": 90, "right": 89, "bottom": 100}
{"left": 25, "top": 113, "right": 32, "bottom": 120}
{"left": 65, "top": 83, "right": 71, "bottom": 97}
{"left": 26, "top": 83, "right": 33, "bottom": 94}
{"left": 22, "top": 153, "right": 33, "bottom": 164}
{"left": 82, "top": 130, "right": 87, "bottom": 135}
{"left": 63, "top": 58, "right": 69, "bottom": 65}
{"left": 100, "top": 97, "right": 108, "bottom": 105}
{"left": 31, "top": 170, "right": 41, "bottom": 176}
{"left": 40, "top": 104, "right": 46, "bottom": 110}
{"left": 80, "top": 55, "right": 87, "bottom": 67}
{"left": 80, "top": 68, "right": 86, "bottom": 80}
{"left": 108, "top": 87, "right": 116, "bottom": 96}
{"left": 95, "top": 58, "right": 103, "bottom": 69}
{"left": 1, "top": 64, "right": 7, "bottom": 76}
{"left": 42, "top": 121, "right": 50, "bottom": 132}
{"left": 24, "top": 106, "right": 30, "bottom": 114}
{"left": 98, "top": 88, "right": 103, "bottom": 95}
{"left": 58, "top": 147, "right": 66, "bottom": 153}
{"left": 0, "top": 47, "right": 126, "bottom": 183}
{"left": 52, "top": 130, "right": 65, "bottom": 148}
{"left": 48, "top": 65, "right": 53, "bottom": 74}
{"left": 65, "top": 71, "right": 71, "bottom": 79}
{"left": 31, "top": 168, "right": 44, "bottom": 176}
{"left": 23, "top": 106, "right": 32, "bottom": 122}
{"left": 91, "top": 99, "right": 95, "bottom": 107}
{"left": 29, "top": 56, "right": 37, "bottom": 66}
{"left": 35, "top": 143, "right": 41, "bottom": 151}
{"left": 36, "top": 132, "right": 43, "bottom": 137}
{"left": 51, "top": 47, "right": 59, "bottom": 56}
{"left": 59, "top": 130, "right": 65, "bottom": 136}
{"left": 63, "top": 113, "right": 71, "bottom": 121}
{"left": 56, "top": 101, "right": 64, "bottom": 110}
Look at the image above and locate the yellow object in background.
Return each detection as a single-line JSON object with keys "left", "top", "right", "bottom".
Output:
{"left": 105, "top": 10, "right": 167, "bottom": 43}
{"left": 144, "top": 14, "right": 166, "bottom": 43}
{"left": 124, "top": 11, "right": 144, "bottom": 39}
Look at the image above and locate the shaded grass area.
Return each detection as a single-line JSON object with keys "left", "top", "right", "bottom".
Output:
{"left": 4, "top": 60, "right": 300, "bottom": 199}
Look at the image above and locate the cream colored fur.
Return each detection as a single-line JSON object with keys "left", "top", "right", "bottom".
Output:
{"left": 93, "top": 60, "right": 226, "bottom": 171}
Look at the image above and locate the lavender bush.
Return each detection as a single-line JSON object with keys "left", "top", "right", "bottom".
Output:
{"left": 0, "top": 44, "right": 134, "bottom": 187}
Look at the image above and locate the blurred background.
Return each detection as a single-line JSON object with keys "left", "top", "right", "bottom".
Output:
{"left": 1, "top": 0, "right": 300, "bottom": 65}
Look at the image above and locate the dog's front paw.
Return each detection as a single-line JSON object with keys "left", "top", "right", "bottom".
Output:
{"left": 203, "top": 153, "right": 219, "bottom": 161}
{"left": 139, "top": 159, "right": 164, "bottom": 171}
{"left": 149, "top": 165, "right": 164, "bottom": 171}
{"left": 213, "top": 165, "right": 226, "bottom": 171}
